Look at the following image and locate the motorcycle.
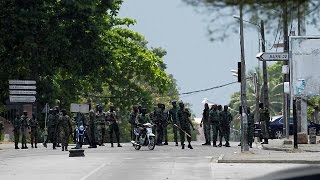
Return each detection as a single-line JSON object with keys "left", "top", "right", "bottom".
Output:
{"left": 131, "top": 123, "right": 156, "bottom": 150}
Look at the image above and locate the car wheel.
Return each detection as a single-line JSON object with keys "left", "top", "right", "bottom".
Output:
{"left": 274, "top": 130, "right": 283, "bottom": 139}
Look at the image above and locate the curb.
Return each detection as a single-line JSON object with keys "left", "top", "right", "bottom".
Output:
{"left": 217, "top": 159, "right": 320, "bottom": 164}
{"left": 262, "top": 145, "right": 320, "bottom": 153}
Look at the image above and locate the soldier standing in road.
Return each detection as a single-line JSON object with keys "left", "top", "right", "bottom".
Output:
{"left": 106, "top": 105, "right": 122, "bottom": 147}
{"left": 209, "top": 104, "right": 220, "bottom": 147}
{"left": 247, "top": 107, "right": 254, "bottom": 148}
{"left": 95, "top": 104, "right": 106, "bottom": 146}
{"left": 57, "top": 109, "right": 72, "bottom": 151}
{"left": 259, "top": 103, "right": 270, "bottom": 144}
{"left": 29, "top": 113, "right": 39, "bottom": 148}
{"left": 200, "top": 103, "right": 211, "bottom": 145}
{"left": 88, "top": 109, "right": 97, "bottom": 148}
{"left": 129, "top": 105, "right": 139, "bottom": 140}
{"left": 177, "top": 101, "right": 195, "bottom": 149}
{"left": 43, "top": 108, "right": 58, "bottom": 149}
{"left": 168, "top": 100, "right": 179, "bottom": 146}
{"left": 154, "top": 103, "right": 164, "bottom": 146}
{"left": 20, "top": 111, "right": 29, "bottom": 149}
{"left": 54, "top": 107, "right": 62, "bottom": 148}
{"left": 13, "top": 112, "right": 21, "bottom": 149}
{"left": 162, "top": 104, "right": 169, "bottom": 145}
{"left": 217, "top": 105, "right": 223, "bottom": 147}
{"left": 219, "top": 105, "right": 232, "bottom": 147}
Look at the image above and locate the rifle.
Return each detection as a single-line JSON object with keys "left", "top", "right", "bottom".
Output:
{"left": 173, "top": 124, "right": 191, "bottom": 138}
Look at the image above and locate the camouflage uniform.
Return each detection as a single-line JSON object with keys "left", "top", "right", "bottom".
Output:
{"left": 177, "top": 103, "right": 194, "bottom": 149}
{"left": 106, "top": 109, "right": 121, "bottom": 147}
{"left": 88, "top": 110, "right": 97, "bottom": 148}
{"left": 217, "top": 105, "right": 223, "bottom": 146}
{"left": 13, "top": 116, "right": 21, "bottom": 149}
{"left": 154, "top": 106, "right": 164, "bottom": 145}
{"left": 202, "top": 105, "right": 211, "bottom": 145}
{"left": 95, "top": 112, "right": 106, "bottom": 146}
{"left": 259, "top": 107, "right": 270, "bottom": 144}
{"left": 168, "top": 104, "right": 179, "bottom": 145}
{"left": 29, "top": 116, "right": 39, "bottom": 148}
{"left": 219, "top": 108, "right": 232, "bottom": 147}
{"left": 162, "top": 109, "right": 169, "bottom": 145}
{"left": 129, "top": 109, "right": 138, "bottom": 140}
{"left": 209, "top": 107, "right": 220, "bottom": 146}
{"left": 57, "top": 113, "right": 72, "bottom": 151}
{"left": 20, "top": 114, "right": 29, "bottom": 149}
{"left": 247, "top": 112, "right": 254, "bottom": 147}
{"left": 45, "top": 112, "right": 58, "bottom": 149}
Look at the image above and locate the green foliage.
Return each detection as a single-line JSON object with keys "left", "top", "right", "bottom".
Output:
{"left": 0, "top": 0, "right": 180, "bottom": 141}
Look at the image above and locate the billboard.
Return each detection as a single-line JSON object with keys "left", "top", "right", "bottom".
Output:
{"left": 290, "top": 36, "right": 320, "bottom": 97}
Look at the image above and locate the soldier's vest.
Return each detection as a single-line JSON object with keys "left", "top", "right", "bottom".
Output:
{"left": 106, "top": 110, "right": 117, "bottom": 124}
{"left": 96, "top": 113, "right": 105, "bottom": 125}
{"left": 20, "top": 116, "right": 28, "bottom": 129}
{"left": 259, "top": 108, "right": 270, "bottom": 122}
{"left": 169, "top": 108, "right": 178, "bottom": 122}
{"left": 29, "top": 119, "right": 38, "bottom": 129}
{"left": 210, "top": 110, "right": 219, "bottom": 124}
{"left": 48, "top": 114, "right": 57, "bottom": 127}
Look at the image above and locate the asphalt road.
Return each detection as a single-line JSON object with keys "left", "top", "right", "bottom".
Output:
{"left": 0, "top": 142, "right": 308, "bottom": 180}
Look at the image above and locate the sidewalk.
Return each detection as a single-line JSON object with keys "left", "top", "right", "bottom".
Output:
{"left": 217, "top": 139, "right": 320, "bottom": 164}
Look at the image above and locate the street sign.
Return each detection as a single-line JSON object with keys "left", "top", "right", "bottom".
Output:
{"left": 256, "top": 52, "right": 288, "bottom": 61}
{"left": 9, "top": 80, "right": 36, "bottom": 85}
{"left": 9, "top": 85, "right": 36, "bottom": 90}
{"left": 9, "top": 96, "right": 36, "bottom": 103}
{"left": 10, "top": 90, "right": 37, "bottom": 95}
{"left": 70, "top": 103, "right": 90, "bottom": 113}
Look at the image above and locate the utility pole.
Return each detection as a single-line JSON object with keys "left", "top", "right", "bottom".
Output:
{"left": 239, "top": 2, "right": 249, "bottom": 152}
{"left": 260, "top": 20, "right": 269, "bottom": 111}
{"left": 282, "top": 0, "right": 290, "bottom": 139}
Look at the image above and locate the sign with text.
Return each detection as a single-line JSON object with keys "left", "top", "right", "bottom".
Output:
{"left": 256, "top": 52, "right": 288, "bottom": 61}
{"left": 70, "top": 103, "right": 89, "bottom": 113}
{"left": 9, "top": 80, "right": 37, "bottom": 103}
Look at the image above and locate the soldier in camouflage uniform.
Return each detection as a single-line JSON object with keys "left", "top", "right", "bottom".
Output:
{"left": 13, "top": 112, "right": 21, "bottom": 149}
{"left": 129, "top": 105, "right": 139, "bottom": 140}
{"left": 177, "top": 101, "right": 195, "bottom": 149}
{"left": 20, "top": 111, "right": 29, "bottom": 149}
{"left": 259, "top": 103, "right": 270, "bottom": 144}
{"left": 88, "top": 109, "right": 97, "bottom": 148}
{"left": 217, "top": 105, "right": 223, "bottom": 147}
{"left": 54, "top": 107, "right": 61, "bottom": 148}
{"left": 209, "top": 104, "right": 220, "bottom": 147}
{"left": 247, "top": 107, "right": 254, "bottom": 148}
{"left": 29, "top": 113, "right": 39, "bottom": 148}
{"left": 95, "top": 104, "right": 106, "bottom": 146}
{"left": 219, "top": 105, "right": 232, "bottom": 147}
{"left": 201, "top": 103, "right": 211, "bottom": 145}
{"left": 162, "top": 104, "right": 169, "bottom": 145}
{"left": 168, "top": 100, "right": 179, "bottom": 146}
{"left": 57, "top": 109, "right": 72, "bottom": 151}
{"left": 43, "top": 108, "right": 58, "bottom": 149}
{"left": 154, "top": 103, "right": 164, "bottom": 146}
{"left": 106, "top": 105, "right": 122, "bottom": 147}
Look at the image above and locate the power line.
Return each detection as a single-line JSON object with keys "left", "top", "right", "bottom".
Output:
{"left": 179, "top": 81, "right": 239, "bottom": 96}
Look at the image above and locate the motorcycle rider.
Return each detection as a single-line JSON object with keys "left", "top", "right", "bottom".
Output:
{"left": 134, "top": 107, "right": 151, "bottom": 145}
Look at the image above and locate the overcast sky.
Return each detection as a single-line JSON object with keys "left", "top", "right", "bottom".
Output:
{"left": 118, "top": 0, "right": 318, "bottom": 117}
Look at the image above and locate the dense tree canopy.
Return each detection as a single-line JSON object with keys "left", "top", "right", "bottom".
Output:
{"left": 0, "top": 0, "right": 177, "bottom": 114}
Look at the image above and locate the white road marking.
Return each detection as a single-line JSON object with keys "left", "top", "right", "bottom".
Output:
{"left": 80, "top": 163, "right": 106, "bottom": 180}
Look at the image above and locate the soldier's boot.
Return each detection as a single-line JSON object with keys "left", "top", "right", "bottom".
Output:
{"left": 225, "top": 141, "right": 231, "bottom": 147}
{"left": 212, "top": 141, "right": 217, "bottom": 147}
{"left": 117, "top": 143, "right": 122, "bottom": 147}
{"left": 15, "top": 145, "right": 19, "bottom": 149}
{"left": 188, "top": 144, "right": 193, "bottom": 149}
{"left": 175, "top": 141, "right": 179, "bottom": 146}
{"left": 43, "top": 142, "right": 47, "bottom": 148}
{"left": 53, "top": 143, "right": 56, "bottom": 150}
{"left": 249, "top": 142, "right": 253, "bottom": 148}
{"left": 62, "top": 146, "right": 65, "bottom": 151}
{"left": 202, "top": 141, "right": 208, "bottom": 145}
{"left": 65, "top": 146, "right": 68, "bottom": 151}
{"left": 31, "top": 143, "right": 34, "bottom": 148}
{"left": 218, "top": 142, "right": 222, "bottom": 147}
{"left": 56, "top": 143, "right": 61, "bottom": 147}
{"left": 35, "top": 144, "right": 37, "bottom": 148}
{"left": 181, "top": 144, "right": 185, "bottom": 149}
{"left": 163, "top": 142, "right": 168, "bottom": 145}
{"left": 111, "top": 143, "right": 114, "bottom": 148}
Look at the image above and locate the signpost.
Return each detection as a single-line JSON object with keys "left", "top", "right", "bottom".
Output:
{"left": 9, "top": 80, "right": 36, "bottom": 103}
{"left": 256, "top": 52, "right": 289, "bottom": 61}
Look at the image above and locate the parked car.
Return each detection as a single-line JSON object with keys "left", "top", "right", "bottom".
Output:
{"left": 254, "top": 115, "right": 320, "bottom": 139}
